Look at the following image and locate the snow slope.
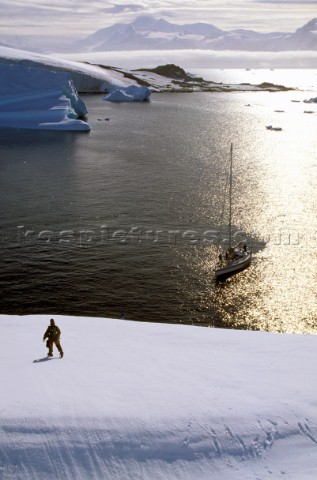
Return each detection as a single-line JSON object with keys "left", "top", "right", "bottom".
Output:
{"left": 0, "top": 315, "right": 316, "bottom": 480}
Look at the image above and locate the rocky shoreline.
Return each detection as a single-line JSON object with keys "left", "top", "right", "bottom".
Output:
{"left": 100, "top": 63, "right": 293, "bottom": 93}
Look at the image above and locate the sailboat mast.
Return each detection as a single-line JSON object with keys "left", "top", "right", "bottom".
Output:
{"left": 228, "top": 143, "right": 233, "bottom": 249}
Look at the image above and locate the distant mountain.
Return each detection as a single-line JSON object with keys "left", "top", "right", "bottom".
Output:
{"left": 74, "top": 16, "right": 317, "bottom": 52}
{"left": 0, "top": 36, "right": 45, "bottom": 53}
{"left": 280, "top": 17, "right": 317, "bottom": 50}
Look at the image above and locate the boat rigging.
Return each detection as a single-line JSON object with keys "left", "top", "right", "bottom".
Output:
{"left": 215, "top": 144, "right": 252, "bottom": 281}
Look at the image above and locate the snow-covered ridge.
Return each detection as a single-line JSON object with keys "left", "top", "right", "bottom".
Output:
{"left": 1, "top": 314, "right": 317, "bottom": 479}
{"left": 74, "top": 15, "right": 317, "bottom": 53}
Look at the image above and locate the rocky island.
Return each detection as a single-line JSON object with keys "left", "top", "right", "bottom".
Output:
{"left": 99, "top": 63, "right": 293, "bottom": 93}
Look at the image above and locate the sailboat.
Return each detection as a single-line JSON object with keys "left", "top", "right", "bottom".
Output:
{"left": 215, "top": 144, "right": 252, "bottom": 281}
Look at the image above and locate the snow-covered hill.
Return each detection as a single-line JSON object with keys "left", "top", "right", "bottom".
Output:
{"left": 74, "top": 15, "right": 317, "bottom": 53}
{"left": 1, "top": 314, "right": 317, "bottom": 479}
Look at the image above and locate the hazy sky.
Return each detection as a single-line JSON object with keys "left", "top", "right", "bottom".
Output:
{"left": 1, "top": 0, "right": 316, "bottom": 45}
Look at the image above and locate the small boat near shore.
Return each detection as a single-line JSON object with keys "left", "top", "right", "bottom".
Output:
{"left": 266, "top": 125, "right": 282, "bottom": 131}
{"left": 215, "top": 144, "right": 252, "bottom": 282}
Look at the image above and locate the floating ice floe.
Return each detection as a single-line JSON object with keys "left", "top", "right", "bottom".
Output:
{"left": 304, "top": 96, "right": 317, "bottom": 103}
{"left": 0, "top": 63, "right": 91, "bottom": 131}
{"left": 103, "top": 85, "right": 151, "bottom": 102}
{"left": 266, "top": 125, "right": 282, "bottom": 131}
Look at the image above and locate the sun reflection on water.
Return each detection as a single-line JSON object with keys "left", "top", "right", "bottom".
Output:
{"left": 176, "top": 90, "right": 317, "bottom": 333}
{"left": 210, "top": 97, "right": 317, "bottom": 333}
{"left": 1, "top": 87, "right": 316, "bottom": 333}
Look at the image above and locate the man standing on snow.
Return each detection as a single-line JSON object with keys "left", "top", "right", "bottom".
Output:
{"left": 43, "top": 318, "right": 64, "bottom": 358}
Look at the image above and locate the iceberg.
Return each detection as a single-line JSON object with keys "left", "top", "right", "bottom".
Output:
{"left": 0, "top": 46, "right": 144, "bottom": 94}
{"left": 304, "top": 96, "right": 317, "bottom": 103}
{"left": 103, "top": 84, "right": 151, "bottom": 102}
{"left": 0, "top": 63, "right": 90, "bottom": 131}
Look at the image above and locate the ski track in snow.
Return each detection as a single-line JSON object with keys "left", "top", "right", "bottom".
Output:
{"left": 1, "top": 415, "right": 316, "bottom": 479}
{"left": 298, "top": 421, "right": 317, "bottom": 445}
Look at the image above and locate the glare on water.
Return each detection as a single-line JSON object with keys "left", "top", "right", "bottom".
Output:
{"left": 0, "top": 72, "right": 317, "bottom": 333}
{"left": 197, "top": 90, "right": 317, "bottom": 333}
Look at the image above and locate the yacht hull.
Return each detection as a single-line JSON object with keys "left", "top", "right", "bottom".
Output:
{"left": 215, "top": 252, "right": 252, "bottom": 281}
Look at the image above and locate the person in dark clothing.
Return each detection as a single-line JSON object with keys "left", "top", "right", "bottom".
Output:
{"left": 43, "top": 318, "right": 64, "bottom": 358}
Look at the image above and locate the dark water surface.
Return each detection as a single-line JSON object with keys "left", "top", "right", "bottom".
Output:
{"left": 1, "top": 88, "right": 317, "bottom": 333}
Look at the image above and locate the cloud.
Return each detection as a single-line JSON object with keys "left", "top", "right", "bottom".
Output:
{"left": 65, "top": 48, "right": 317, "bottom": 69}
{"left": 255, "top": 0, "right": 317, "bottom": 3}
{"left": 0, "top": 0, "right": 317, "bottom": 48}
{"left": 102, "top": 4, "right": 145, "bottom": 14}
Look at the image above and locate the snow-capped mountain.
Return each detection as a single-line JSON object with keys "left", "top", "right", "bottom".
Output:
{"left": 281, "top": 17, "right": 317, "bottom": 50}
{"left": 74, "top": 16, "right": 317, "bottom": 52}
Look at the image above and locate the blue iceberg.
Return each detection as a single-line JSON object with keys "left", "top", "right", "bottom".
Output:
{"left": 103, "top": 85, "right": 151, "bottom": 102}
{"left": 0, "top": 63, "right": 91, "bottom": 131}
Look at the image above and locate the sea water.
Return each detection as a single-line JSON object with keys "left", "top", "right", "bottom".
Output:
{"left": 1, "top": 70, "right": 317, "bottom": 332}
